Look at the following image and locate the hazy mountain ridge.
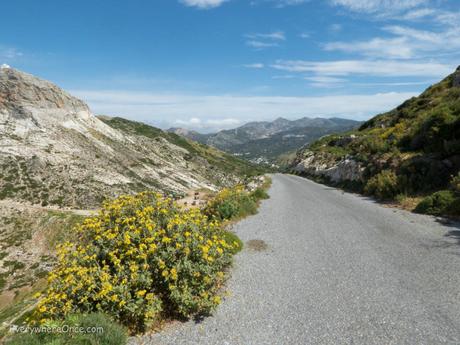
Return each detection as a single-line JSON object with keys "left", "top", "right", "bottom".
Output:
{"left": 0, "top": 67, "right": 260, "bottom": 209}
{"left": 170, "top": 117, "right": 360, "bottom": 163}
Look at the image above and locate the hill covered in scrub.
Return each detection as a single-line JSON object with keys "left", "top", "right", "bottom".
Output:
{"left": 0, "top": 66, "right": 265, "bottom": 335}
{"left": 292, "top": 66, "right": 460, "bottom": 216}
{"left": 170, "top": 117, "right": 360, "bottom": 164}
{"left": 0, "top": 66, "right": 262, "bottom": 209}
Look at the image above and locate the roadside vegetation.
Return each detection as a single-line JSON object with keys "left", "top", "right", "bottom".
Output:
{"left": 32, "top": 192, "right": 238, "bottom": 333}
{"left": 7, "top": 313, "right": 127, "bottom": 345}
{"left": 299, "top": 68, "right": 460, "bottom": 217}
{"left": 204, "top": 177, "right": 271, "bottom": 222}
{"left": 4, "top": 176, "right": 271, "bottom": 344}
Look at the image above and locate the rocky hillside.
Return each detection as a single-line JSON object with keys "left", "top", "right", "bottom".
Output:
{"left": 0, "top": 67, "right": 263, "bottom": 319}
{"left": 292, "top": 66, "right": 460, "bottom": 216}
{"left": 0, "top": 66, "right": 261, "bottom": 209}
{"left": 170, "top": 117, "right": 360, "bottom": 164}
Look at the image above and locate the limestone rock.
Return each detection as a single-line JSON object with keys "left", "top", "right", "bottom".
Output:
{"left": 0, "top": 68, "right": 242, "bottom": 208}
{"left": 293, "top": 150, "right": 364, "bottom": 183}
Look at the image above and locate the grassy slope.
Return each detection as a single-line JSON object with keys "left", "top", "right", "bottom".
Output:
{"left": 303, "top": 68, "right": 460, "bottom": 215}
{"left": 0, "top": 209, "right": 86, "bottom": 337}
{"left": 99, "top": 117, "right": 266, "bottom": 178}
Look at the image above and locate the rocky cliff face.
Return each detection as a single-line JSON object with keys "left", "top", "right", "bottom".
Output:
{"left": 293, "top": 150, "right": 364, "bottom": 183}
{"left": 0, "top": 67, "right": 253, "bottom": 208}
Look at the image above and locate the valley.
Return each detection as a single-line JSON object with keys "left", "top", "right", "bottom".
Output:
{"left": 169, "top": 117, "right": 360, "bottom": 165}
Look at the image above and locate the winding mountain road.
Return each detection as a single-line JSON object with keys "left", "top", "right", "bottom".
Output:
{"left": 132, "top": 174, "right": 460, "bottom": 345}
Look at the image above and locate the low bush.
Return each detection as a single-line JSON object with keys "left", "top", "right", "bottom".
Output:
{"left": 250, "top": 187, "right": 269, "bottom": 201}
{"left": 33, "top": 192, "right": 238, "bottom": 332}
{"left": 6, "top": 313, "right": 127, "bottom": 345}
{"left": 221, "top": 230, "right": 243, "bottom": 255}
{"left": 203, "top": 186, "right": 258, "bottom": 221}
{"left": 451, "top": 172, "right": 460, "bottom": 193}
{"left": 364, "top": 170, "right": 400, "bottom": 200}
{"left": 414, "top": 190, "right": 459, "bottom": 215}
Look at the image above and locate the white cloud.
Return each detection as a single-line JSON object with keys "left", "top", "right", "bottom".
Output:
{"left": 400, "top": 8, "right": 436, "bottom": 20}
{"left": 179, "top": 0, "right": 227, "bottom": 9}
{"left": 246, "top": 40, "right": 279, "bottom": 49}
{"left": 274, "top": 0, "right": 309, "bottom": 6}
{"left": 324, "top": 22, "right": 460, "bottom": 60}
{"left": 329, "top": 24, "right": 343, "bottom": 32}
{"left": 324, "top": 37, "right": 413, "bottom": 59}
{"left": 0, "top": 46, "right": 23, "bottom": 60}
{"left": 174, "top": 117, "right": 241, "bottom": 131}
{"left": 271, "top": 74, "right": 296, "bottom": 79}
{"left": 245, "top": 31, "right": 285, "bottom": 49}
{"left": 251, "top": 0, "right": 309, "bottom": 8}
{"left": 271, "top": 60, "right": 452, "bottom": 77}
{"left": 243, "top": 63, "right": 265, "bottom": 69}
{"left": 304, "top": 76, "right": 346, "bottom": 88}
{"left": 175, "top": 117, "right": 202, "bottom": 126}
{"left": 435, "top": 10, "right": 460, "bottom": 26}
{"left": 207, "top": 118, "right": 241, "bottom": 126}
{"left": 330, "top": 0, "right": 428, "bottom": 13}
{"left": 72, "top": 89, "right": 419, "bottom": 131}
{"left": 245, "top": 31, "right": 286, "bottom": 41}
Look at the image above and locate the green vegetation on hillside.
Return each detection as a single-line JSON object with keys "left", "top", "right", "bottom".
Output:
{"left": 302, "top": 67, "right": 460, "bottom": 216}
{"left": 100, "top": 117, "right": 266, "bottom": 178}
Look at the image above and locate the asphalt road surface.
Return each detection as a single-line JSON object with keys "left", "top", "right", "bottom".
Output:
{"left": 132, "top": 174, "right": 460, "bottom": 345}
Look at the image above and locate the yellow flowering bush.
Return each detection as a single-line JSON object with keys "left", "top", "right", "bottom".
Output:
{"left": 203, "top": 185, "right": 258, "bottom": 221}
{"left": 34, "top": 192, "right": 236, "bottom": 331}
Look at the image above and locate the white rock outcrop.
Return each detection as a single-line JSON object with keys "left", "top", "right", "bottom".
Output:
{"left": 0, "top": 68, "right": 239, "bottom": 208}
{"left": 293, "top": 150, "right": 364, "bottom": 183}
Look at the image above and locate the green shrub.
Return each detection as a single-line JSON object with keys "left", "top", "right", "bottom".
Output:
{"left": 364, "top": 170, "right": 400, "bottom": 200}
{"left": 398, "top": 157, "right": 450, "bottom": 193}
{"left": 203, "top": 186, "right": 257, "bottom": 221}
{"left": 221, "top": 231, "right": 243, "bottom": 255}
{"left": 415, "top": 190, "right": 459, "bottom": 216}
{"left": 250, "top": 188, "right": 269, "bottom": 201}
{"left": 6, "top": 313, "right": 127, "bottom": 345}
{"left": 34, "top": 192, "right": 237, "bottom": 331}
{"left": 450, "top": 172, "right": 460, "bottom": 193}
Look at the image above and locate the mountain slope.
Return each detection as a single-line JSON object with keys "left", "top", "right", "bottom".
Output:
{"left": 171, "top": 117, "right": 360, "bottom": 164}
{"left": 0, "top": 66, "right": 261, "bottom": 209}
{"left": 292, "top": 66, "right": 460, "bottom": 215}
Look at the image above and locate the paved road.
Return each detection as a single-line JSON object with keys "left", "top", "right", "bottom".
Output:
{"left": 132, "top": 174, "right": 460, "bottom": 345}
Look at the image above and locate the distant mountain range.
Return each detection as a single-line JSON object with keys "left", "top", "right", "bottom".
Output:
{"left": 169, "top": 117, "right": 361, "bottom": 164}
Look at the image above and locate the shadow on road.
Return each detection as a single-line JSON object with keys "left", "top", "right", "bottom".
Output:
{"left": 436, "top": 218, "right": 460, "bottom": 246}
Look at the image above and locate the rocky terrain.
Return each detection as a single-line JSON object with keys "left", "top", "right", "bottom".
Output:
{"left": 169, "top": 117, "right": 360, "bottom": 164}
{"left": 0, "top": 66, "right": 260, "bottom": 209}
{"left": 0, "top": 66, "right": 262, "bottom": 327}
{"left": 292, "top": 66, "right": 460, "bottom": 215}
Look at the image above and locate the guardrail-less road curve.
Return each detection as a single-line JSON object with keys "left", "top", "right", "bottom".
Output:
{"left": 133, "top": 174, "right": 460, "bottom": 345}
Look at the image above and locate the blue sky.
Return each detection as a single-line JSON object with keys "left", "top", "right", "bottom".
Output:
{"left": 1, "top": 0, "right": 459, "bottom": 132}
